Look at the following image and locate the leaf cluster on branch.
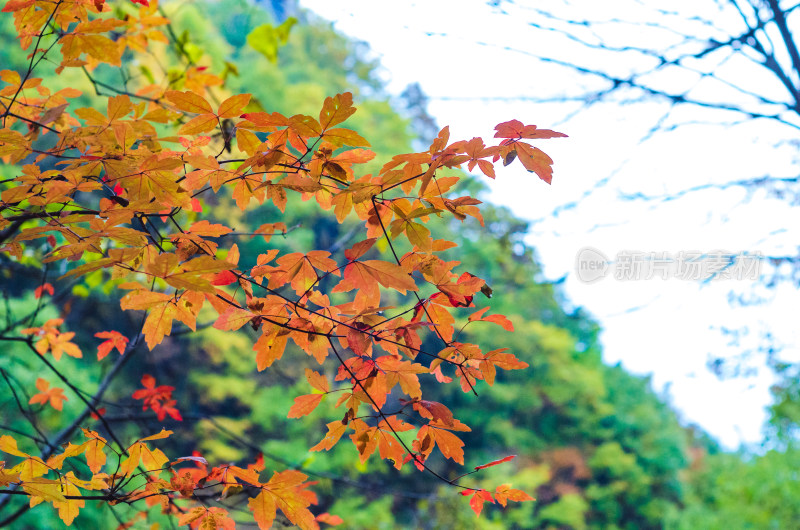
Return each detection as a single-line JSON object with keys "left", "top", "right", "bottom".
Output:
{"left": 0, "top": 0, "right": 566, "bottom": 527}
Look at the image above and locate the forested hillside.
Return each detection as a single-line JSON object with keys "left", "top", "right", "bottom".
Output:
{"left": 1, "top": 1, "right": 799, "bottom": 528}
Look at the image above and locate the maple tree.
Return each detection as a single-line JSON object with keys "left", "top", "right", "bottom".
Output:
{"left": 0, "top": 0, "right": 567, "bottom": 527}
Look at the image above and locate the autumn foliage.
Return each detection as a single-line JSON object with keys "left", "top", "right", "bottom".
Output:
{"left": 0, "top": 0, "right": 566, "bottom": 527}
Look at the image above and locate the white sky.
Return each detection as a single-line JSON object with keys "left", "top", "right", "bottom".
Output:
{"left": 300, "top": 0, "right": 800, "bottom": 449}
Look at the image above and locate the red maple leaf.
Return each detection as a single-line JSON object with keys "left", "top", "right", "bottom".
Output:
{"left": 132, "top": 374, "right": 182, "bottom": 421}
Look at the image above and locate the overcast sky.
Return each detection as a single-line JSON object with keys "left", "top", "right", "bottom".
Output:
{"left": 300, "top": 0, "right": 800, "bottom": 449}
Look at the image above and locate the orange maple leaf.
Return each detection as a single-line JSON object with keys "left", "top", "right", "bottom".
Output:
{"left": 270, "top": 251, "right": 340, "bottom": 295}
{"left": 333, "top": 259, "right": 418, "bottom": 308}
{"left": 21, "top": 319, "right": 82, "bottom": 361}
{"left": 287, "top": 394, "right": 325, "bottom": 419}
{"left": 459, "top": 488, "right": 495, "bottom": 517}
{"left": 494, "top": 483, "right": 535, "bottom": 506}
{"left": 94, "top": 330, "right": 128, "bottom": 360}
{"left": 316, "top": 512, "right": 344, "bottom": 526}
{"left": 28, "top": 378, "right": 68, "bottom": 411}
{"left": 166, "top": 90, "right": 250, "bottom": 136}
{"left": 81, "top": 429, "right": 108, "bottom": 474}
{"left": 493, "top": 119, "right": 567, "bottom": 140}
{"left": 249, "top": 470, "right": 317, "bottom": 530}
{"left": 319, "top": 92, "right": 356, "bottom": 129}
{"left": 178, "top": 506, "right": 235, "bottom": 529}
{"left": 310, "top": 421, "right": 348, "bottom": 452}
{"left": 415, "top": 424, "right": 466, "bottom": 465}
{"left": 468, "top": 306, "right": 514, "bottom": 332}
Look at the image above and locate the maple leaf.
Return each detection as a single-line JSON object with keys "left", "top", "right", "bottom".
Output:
{"left": 316, "top": 512, "right": 344, "bottom": 526}
{"left": 178, "top": 506, "right": 235, "bottom": 529}
{"left": 416, "top": 424, "right": 466, "bottom": 464}
{"left": 340, "top": 418, "right": 378, "bottom": 463}
{"left": 253, "top": 222, "right": 288, "bottom": 242}
{"left": 410, "top": 399, "right": 455, "bottom": 427}
{"left": 170, "top": 470, "right": 197, "bottom": 497}
{"left": 53, "top": 472, "right": 86, "bottom": 525}
{"left": 388, "top": 199, "right": 435, "bottom": 251}
{"left": 0, "top": 464, "right": 21, "bottom": 488}
{"left": 253, "top": 327, "right": 290, "bottom": 370}
{"left": 28, "top": 378, "right": 67, "bottom": 411}
{"left": 474, "top": 454, "right": 516, "bottom": 471}
{"left": 161, "top": 254, "right": 235, "bottom": 293}
{"left": 494, "top": 483, "right": 535, "bottom": 506}
{"left": 515, "top": 141, "right": 557, "bottom": 184}
{"left": 305, "top": 368, "right": 329, "bottom": 393}
{"left": 187, "top": 219, "right": 233, "bottom": 237}
{"left": 375, "top": 416, "right": 414, "bottom": 469}
{"left": 33, "top": 283, "right": 53, "bottom": 299}
{"left": 333, "top": 259, "right": 418, "bottom": 308}
{"left": 270, "top": 251, "right": 340, "bottom": 295}
{"left": 494, "top": 119, "right": 567, "bottom": 140}
{"left": 287, "top": 394, "right": 325, "bottom": 418}
{"left": 249, "top": 470, "right": 316, "bottom": 530}
{"left": 319, "top": 92, "right": 356, "bottom": 129}
{"left": 491, "top": 120, "right": 566, "bottom": 183}
{"left": 345, "top": 323, "right": 372, "bottom": 357}
{"left": 344, "top": 238, "right": 377, "bottom": 261}
{"left": 20, "top": 319, "right": 82, "bottom": 361}
{"left": 117, "top": 430, "right": 171, "bottom": 477}
{"left": 248, "top": 489, "right": 278, "bottom": 529}
{"left": 168, "top": 452, "right": 208, "bottom": 497}
{"left": 438, "top": 271, "right": 485, "bottom": 308}
{"left": 211, "top": 269, "right": 238, "bottom": 285}
{"left": 59, "top": 19, "right": 125, "bottom": 68}
{"left": 132, "top": 374, "right": 182, "bottom": 421}
{"left": 94, "top": 330, "right": 128, "bottom": 360}
{"left": 322, "top": 128, "right": 370, "bottom": 148}
{"left": 462, "top": 137, "right": 499, "bottom": 178}
{"left": 132, "top": 374, "right": 173, "bottom": 405}
{"left": 120, "top": 289, "right": 177, "bottom": 350}
{"left": 20, "top": 479, "right": 66, "bottom": 504}
{"left": 411, "top": 296, "right": 455, "bottom": 342}
{"left": 310, "top": 421, "right": 347, "bottom": 452}
{"left": 460, "top": 488, "right": 495, "bottom": 517}
{"left": 81, "top": 429, "right": 107, "bottom": 474}
{"left": 376, "top": 356, "right": 427, "bottom": 399}
{"left": 166, "top": 90, "right": 217, "bottom": 132}
{"left": 152, "top": 399, "right": 183, "bottom": 421}
{"left": 480, "top": 348, "right": 528, "bottom": 386}
{"left": 214, "top": 306, "right": 255, "bottom": 331}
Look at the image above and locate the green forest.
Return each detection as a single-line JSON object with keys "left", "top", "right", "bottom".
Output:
{"left": 1, "top": 1, "right": 799, "bottom": 528}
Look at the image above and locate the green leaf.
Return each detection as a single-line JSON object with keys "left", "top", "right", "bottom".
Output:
{"left": 222, "top": 61, "right": 239, "bottom": 80}
{"left": 246, "top": 17, "right": 298, "bottom": 63}
{"left": 139, "top": 64, "right": 155, "bottom": 84}
{"left": 184, "top": 42, "right": 204, "bottom": 64}
{"left": 71, "top": 284, "right": 89, "bottom": 298}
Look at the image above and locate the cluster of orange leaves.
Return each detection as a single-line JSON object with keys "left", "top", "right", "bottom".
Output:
{"left": 0, "top": 0, "right": 566, "bottom": 527}
{"left": 0, "top": 430, "right": 340, "bottom": 528}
